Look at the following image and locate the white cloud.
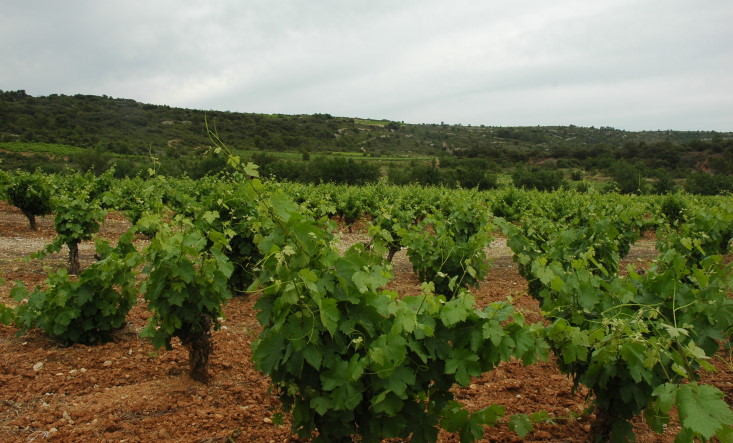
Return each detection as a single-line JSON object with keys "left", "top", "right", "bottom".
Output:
{"left": 1, "top": 0, "right": 731, "bottom": 130}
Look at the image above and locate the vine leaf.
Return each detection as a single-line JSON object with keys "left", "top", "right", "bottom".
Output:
{"left": 318, "top": 298, "right": 339, "bottom": 336}
{"left": 508, "top": 413, "right": 533, "bottom": 438}
{"left": 676, "top": 383, "right": 733, "bottom": 440}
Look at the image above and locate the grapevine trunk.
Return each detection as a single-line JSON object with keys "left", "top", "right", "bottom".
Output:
{"left": 180, "top": 315, "right": 213, "bottom": 384}
{"left": 22, "top": 210, "right": 37, "bottom": 231}
{"left": 68, "top": 241, "right": 80, "bottom": 275}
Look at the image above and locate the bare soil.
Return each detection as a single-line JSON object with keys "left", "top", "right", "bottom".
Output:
{"left": 0, "top": 201, "right": 730, "bottom": 442}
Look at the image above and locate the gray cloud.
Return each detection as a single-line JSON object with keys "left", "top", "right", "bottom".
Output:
{"left": 1, "top": 0, "right": 731, "bottom": 130}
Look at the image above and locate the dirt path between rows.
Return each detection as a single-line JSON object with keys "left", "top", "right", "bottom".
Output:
{"left": 0, "top": 201, "right": 730, "bottom": 442}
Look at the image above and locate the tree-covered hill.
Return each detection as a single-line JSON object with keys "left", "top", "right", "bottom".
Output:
{"left": 1, "top": 89, "right": 732, "bottom": 185}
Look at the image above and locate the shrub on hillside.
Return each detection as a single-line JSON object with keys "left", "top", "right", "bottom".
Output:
{"left": 512, "top": 167, "right": 565, "bottom": 191}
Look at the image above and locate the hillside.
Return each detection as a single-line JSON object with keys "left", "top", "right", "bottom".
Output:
{"left": 1, "top": 90, "right": 732, "bottom": 182}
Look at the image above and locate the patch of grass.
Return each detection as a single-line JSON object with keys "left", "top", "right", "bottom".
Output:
{"left": 0, "top": 141, "right": 85, "bottom": 156}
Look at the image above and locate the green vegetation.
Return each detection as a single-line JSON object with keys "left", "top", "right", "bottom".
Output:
{"left": 5, "top": 171, "right": 54, "bottom": 230}
{"left": 9, "top": 234, "right": 140, "bottom": 345}
{"left": 140, "top": 213, "right": 233, "bottom": 383}
{"left": 1, "top": 90, "right": 732, "bottom": 194}
{"left": 0, "top": 165, "right": 731, "bottom": 441}
{"left": 0, "top": 141, "right": 85, "bottom": 156}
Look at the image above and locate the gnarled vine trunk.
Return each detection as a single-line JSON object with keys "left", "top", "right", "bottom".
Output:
{"left": 180, "top": 315, "right": 213, "bottom": 383}
{"left": 68, "top": 242, "right": 81, "bottom": 275}
{"left": 22, "top": 210, "right": 37, "bottom": 231}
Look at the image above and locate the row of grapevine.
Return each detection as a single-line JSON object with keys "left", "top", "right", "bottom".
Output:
{"left": 503, "top": 202, "right": 733, "bottom": 441}
{"left": 1, "top": 165, "right": 732, "bottom": 441}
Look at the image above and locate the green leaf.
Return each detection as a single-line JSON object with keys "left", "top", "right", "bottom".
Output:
{"left": 252, "top": 334, "right": 284, "bottom": 373}
{"left": 331, "top": 382, "right": 364, "bottom": 410}
{"left": 384, "top": 366, "right": 416, "bottom": 398}
{"left": 318, "top": 298, "right": 339, "bottom": 336}
{"left": 371, "top": 391, "right": 403, "bottom": 415}
{"left": 311, "top": 396, "right": 332, "bottom": 416}
{"left": 0, "top": 304, "right": 14, "bottom": 325}
{"left": 440, "top": 298, "right": 469, "bottom": 327}
{"left": 715, "top": 424, "right": 733, "bottom": 443}
{"left": 440, "top": 401, "right": 469, "bottom": 433}
{"left": 368, "top": 334, "right": 407, "bottom": 371}
{"left": 620, "top": 341, "right": 648, "bottom": 383}
{"left": 508, "top": 413, "right": 533, "bottom": 438}
{"left": 302, "top": 344, "right": 322, "bottom": 370}
{"left": 482, "top": 320, "right": 505, "bottom": 346}
{"left": 445, "top": 349, "right": 480, "bottom": 386}
{"left": 243, "top": 161, "right": 259, "bottom": 177}
{"left": 676, "top": 383, "right": 733, "bottom": 440}
{"left": 202, "top": 210, "right": 219, "bottom": 224}
{"left": 652, "top": 383, "right": 678, "bottom": 414}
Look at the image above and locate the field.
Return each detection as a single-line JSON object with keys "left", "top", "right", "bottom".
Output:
{"left": 0, "top": 142, "right": 86, "bottom": 157}
{"left": 1, "top": 198, "right": 731, "bottom": 442}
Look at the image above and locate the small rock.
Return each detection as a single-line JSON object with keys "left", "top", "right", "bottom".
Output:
{"left": 69, "top": 369, "right": 78, "bottom": 375}
{"left": 263, "top": 417, "right": 273, "bottom": 424}
{"left": 158, "top": 429, "right": 171, "bottom": 439}
{"left": 49, "top": 428, "right": 58, "bottom": 434}
{"left": 80, "top": 368, "right": 87, "bottom": 373}
{"left": 103, "top": 360, "right": 113, "bottom": 367}
{"left": 583, "top": 424, "right": 591, "bottom": 432}
{"left": 33, "top": 362, "right": 44, "bottom": 372}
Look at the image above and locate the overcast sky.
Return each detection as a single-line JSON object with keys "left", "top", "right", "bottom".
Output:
{"left": 2, "top": 1, "right": 731, "bottom": 131}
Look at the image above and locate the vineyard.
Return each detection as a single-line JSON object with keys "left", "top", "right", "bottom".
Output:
{"left": 0, "top": 160, "right": 732, "bottom": 442}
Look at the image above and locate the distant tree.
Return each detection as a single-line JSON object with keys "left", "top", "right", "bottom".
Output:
{"left": 684, "top": 173, "right": 733, "bottom": 195}
{"left": 307, "top": 157, "right": 379, "bottom": 185}
{"left": 455, "top": 167, "right": 498, "bottom": 190}
{"left": 610, "top": 162, "right": 648, "bottom": 194}
{"left": 76, "top": 146, "right": 112, "bottom": 175}
{"left": 408, "top": 165, "right": 444, "bottom": 186}
{"left": 268, "top": 160, "right": 303, "bottom": 182}
{"left": 512, "top": 167, "right": 564, "bottom": 191}
{"left": 650, "top": 170, "right": 677, "bottom": 194}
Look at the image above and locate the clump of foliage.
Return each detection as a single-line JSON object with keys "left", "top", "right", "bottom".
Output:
{"left": 5, "top": 170, "right": 54, "bottom": 230}
{"left": 490, "top": 188, "right": 532, "bottom": 222}
{"left": 251, "top": 189, "right": 548, "bottom": 442}
{"left": 505, "top": 209, "right": 733, "bottom": 441}
{"left": 512, "top": 167, "right": 565, "bottom": 191}
{"left": 400, "top": 199, "right": 492, "bottom": 299}
{"left": 140, "top": 213, "right": 233, "bottom": 383}
{"left": 659, "top": 194, "right": 687, "bottom": 225}
{"left": 6, "top": 233, "right": 140, "bottom": 344}
{"left": 193, "top": 174, "right": 263, "bottom": 295}
{"left": 44, "top": 189, "right": 107, "bottom": 274}
{"left": 685, "top": 172, "right": 733, "bottom": 195}
{"left": 610, "top": 161, "right": 649, "bottom": 194}
{"left": 368, "top": 200, "right": 415, "bottom": 262}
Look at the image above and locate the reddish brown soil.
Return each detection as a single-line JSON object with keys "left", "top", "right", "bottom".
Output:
{"left": 0, "top": 201, "right": 730, "bottom": 442}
